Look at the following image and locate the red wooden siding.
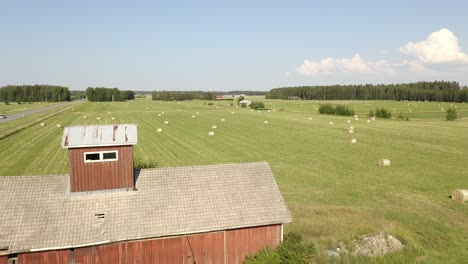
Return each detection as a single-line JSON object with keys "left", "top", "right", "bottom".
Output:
{"left": 226, "top": 224, "right": 282, "bottom": 263}
{"left": 68, "top": 145, "right": 134, "bottom": 192}
{"left": 15, "top": 224, "right": 282, "bottom": 264}
{"left": 0, "top": 256, "right": 6, "bottom": 264}
{"left": 18, "top": 249, "right": 69, "bottom": 264}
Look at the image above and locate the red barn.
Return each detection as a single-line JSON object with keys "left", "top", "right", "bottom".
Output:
{"left": 0, "top": 124, "right": 292, "bottom": 264}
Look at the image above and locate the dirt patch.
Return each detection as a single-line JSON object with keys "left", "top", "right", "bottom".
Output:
{"left": 337, "top": 232, "right": 404, "bottom": 257}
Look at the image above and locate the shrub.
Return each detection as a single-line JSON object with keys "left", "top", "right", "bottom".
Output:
{"left": 134, "top": 159, "right": 159, "bottom": 169}
{"left": 207, "top": 102, "right": 213, "bottom": 105}
{"left": 446, "top": 107, "right": 457, "bottom": 121}
{"left": 375, "top": 108, "right": 392, "bottom": 119}
{"left": 251, "top": 101, "right": 265, "bottom": 110}
{"left": 245, "top": 232, "right": 316, "bottom": 264}
{"left": 368, "top": 110, "right": 375, "bottom": 117}
{"left": 319, "top": 104, "right": 354, "bottom": 116}
{"left": 318, "top": 104, "right": 335, "bottom": 115}
{"left": 335, "top": 105, "right": 355, "bottom": 116}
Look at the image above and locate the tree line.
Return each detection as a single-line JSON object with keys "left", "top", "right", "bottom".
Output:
{"left": 0, "top": 85, "right": 71, "bottom": 102}
{"left": 86, "top": 87, "right": 135, "bottom": 102}
{"left": 152, "top": 91, "right": 217, "bottom": 101}
{"left": 266, "top": 81, "right": 468, "bottom": 102}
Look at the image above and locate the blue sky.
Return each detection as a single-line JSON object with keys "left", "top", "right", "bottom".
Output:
{"left": 1, "top": 1, "right": 468, "bottom": 91}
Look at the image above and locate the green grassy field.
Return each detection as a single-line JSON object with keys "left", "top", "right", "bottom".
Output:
{"left": 0, "top": 102, "right": 62, "bottom": 115}
{"left": 0, "top": 99, "right": 467, "bottom": 263}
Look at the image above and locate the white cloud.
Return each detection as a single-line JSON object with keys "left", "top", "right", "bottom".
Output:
{"left": 296, "top": 54, "right": 395, "bottom": 76}
{"left": 400, "top": 28, "right": 468, "bottom": 64}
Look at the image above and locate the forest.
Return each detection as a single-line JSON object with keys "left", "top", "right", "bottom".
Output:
{"left": 266, "top": 81, "right": 468, "bottom": 102}
{"left": 0, "top": 85, "right": 70, "bottom": 102}
{"left": 85, "top": 87, "right": 135, "bottom": 102}
{"left": 152, "top": 91, "right": 217, "bottom": 101}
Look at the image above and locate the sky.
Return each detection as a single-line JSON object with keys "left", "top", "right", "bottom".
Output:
{"left": 1, "top": 0, "right": 468, "bottom": 91}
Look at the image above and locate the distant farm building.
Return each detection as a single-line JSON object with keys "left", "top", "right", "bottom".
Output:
{"left": 288, "top": 96, "right": 300, "bottom": 100}
{"left": 239, "top": 100, "right": 252, "bottom": 107}
{"left": 0, "top": 124, "right": 291, "bottom": 264}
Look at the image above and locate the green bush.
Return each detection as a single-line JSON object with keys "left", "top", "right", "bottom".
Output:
{"left": 134, "top": 159, "right": 159, "bottom": 169}
{"left": 245, "top": 232, "right": 316, "bottom": 264}
{"left": 319, "top": 104, "right": 354, "bottom": 116}
{"left": 375, "top": 108, "right": 392, "bottom": 119}
{"left": 251, "top": 101, "right": 265, "bottom": 110}
{"left": 368, "top": 110, "right": 375, "bottom": 117}
{"left": 446, "top": 107, "right": 457, "bottom": 120}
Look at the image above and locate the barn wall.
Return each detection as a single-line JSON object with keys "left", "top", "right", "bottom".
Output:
{"left": 15, "top": 224, "right": 282, "bottom": 264}
{"left": 68, "top": 145, "right": 134, "bottom": 192}
{"left": 18, "top": 249, "right": 69, "bottom": 264}
{"left": 226, "top": 224, "right": 282, "bottom": 263}
{"left": 0, "top": 256, "right": 6, "bottom": 264}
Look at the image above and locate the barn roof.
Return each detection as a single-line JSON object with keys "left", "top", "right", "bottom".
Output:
{"left": 0, "top": 162, "right": 291, "bottom": 254}
{"left": 61, "top": 124, "right": 137, "bottom": 148}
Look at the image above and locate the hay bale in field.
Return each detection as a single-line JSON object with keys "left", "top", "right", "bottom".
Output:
{"left": 146, "top": 107, "right": 149, "bottom": 110}
{"left": 367, "top": 120, "right": 371, "bottom": 123}
{"left": 56, "top": 124, "right": 62, "bottom": 128}
{"left": 372, "top": 117, "right": 376, "bottom": 120}
{"left": 40, "top": 123, "right": 45, "bottom": 127}
{"left": 72, "top": 108, "right": 75, "bottom": 111}
{"left": 264, "top": 121, "right": 269, "bottom": 124}
{"left": 164, "top": 121, "right": 169, "bottom": 125}
{"left": 196, "top": 112, "right": 199, "bottom": 115}
{"left": 355, "top": 117, "right": 359, "bottom": 121}
{"left": 351, "top": 138, "right": 357, "bottom": 144}
{"left": 96, "top": 117, "right": 100, "bottom": 120}
{"left": 157, "top": 128, "right": 163, "bottom": 133}
{"left": 349, "top": 126, "right": 354, "bottom": 130}
{"left": 231, "top": 112, "right": 235, "bottom": 114}
{"left": 347, "top": 120, "right": 351, "bottom": 123}
{"left": 348, "top": 129, "right": 354, "bottom": 134}
{"left": 329, "top": 121, "right": 334, "bottom": 125}
{"left": 208, "top": 131, "right": 215, "bottom": 136}
{"left": 158, "top": 114, "right": 161, "bottom": 117}
{"left": 161, "top": 112, "right": 165, "bottom": 114}
{"left": 192, "top": 115, "right": 196, "bottom": 118}
{"left": 111, "top": 117, "right": 115, "bottom": 120}
{"left": 309, "top": 117, "right": 312, "bottom": 120}
{"left": 272, "top": 109, "right": 276, "bottom": 112}
{"left": 452, "top": 189, "right": 468, "bottom": 203}
{"left": 354, "top": 115, "right": 358, "bottom": 118}
{"left": 378, "top": 159, "right": 391, "bottom": 167}
{"left": 83, "top": 115, "right": 87, "bottom": 119}
{"left": 212, "top": 125, "right": 217, "bottom": 129}
{"left": 221, "top": 118, "right": 225, "bottom": 122}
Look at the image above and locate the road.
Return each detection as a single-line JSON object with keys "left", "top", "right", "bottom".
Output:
{"left": 0, "top": 102, "right": 79, "bottom": 123}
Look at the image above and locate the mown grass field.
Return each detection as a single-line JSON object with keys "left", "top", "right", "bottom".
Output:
{"left": 0, "top": 98, "right": 467, "bottom": 263}
{"left": 0, "top": 102, "right": 59, "bottom": 115}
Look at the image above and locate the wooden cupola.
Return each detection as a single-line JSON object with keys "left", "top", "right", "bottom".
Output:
{"left": 61, "top": 124, "right": 138, "bottom": 192}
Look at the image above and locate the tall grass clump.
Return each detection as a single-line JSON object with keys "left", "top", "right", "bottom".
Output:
{"left": 245, "top": 232, "right": 316, "bottom": 264}
{"left": 446, "top": 107, "right": 457, "bottom": 120}
{"left": 319, "top": 104, "right": 355, "bottom": 116}
{"left": 375, "top": 108, "right": 392, "bottom": 119}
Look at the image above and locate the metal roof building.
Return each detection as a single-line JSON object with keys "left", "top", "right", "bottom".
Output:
{"left": 61, "top": 124, "right": 137, "bottom": 148}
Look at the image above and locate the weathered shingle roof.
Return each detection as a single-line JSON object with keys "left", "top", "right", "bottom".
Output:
{"left": 0, "top": 162, "right": 291, "bottom": 254}
{"left": 61, "top": 124, "right": 138, "bottom": 148}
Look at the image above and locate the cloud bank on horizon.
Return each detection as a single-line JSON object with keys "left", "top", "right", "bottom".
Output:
{"left": 296, "top": 28, "right": 468, "bottom": 79}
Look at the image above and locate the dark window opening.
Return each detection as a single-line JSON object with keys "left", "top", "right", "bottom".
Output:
{"left": 85, "top": 153, "right": 100, "bottom": 161}
{"left": 103, "top": 152, "right": 117, "bottom": 160}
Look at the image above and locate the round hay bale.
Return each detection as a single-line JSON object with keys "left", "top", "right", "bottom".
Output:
{"left": 96, "top": 117, "right": 100, "bottom": 120}
{"left": 40, "top": 123, "right": 45, "bottom": 127}
{"left": 164, "top": 121, "right": 169, "bottom": 125}
{"left": 111, "top": 117, "right": 115, "bottom": 120}
{"left": 378, "top": 159, "right": 391, "bottom": 167}
{"left": 355, "top": 117, "right": 359, "bottom": 121}
{"left": 347, "top": 120, "right": 351, "bottom": 123}
{"left": 146, "top": 107, "right": 149, "bottom": 110}
{"left": 157, "top": 128, "right": 163, "bottom": 133}
{"left": 212, "top": 125, "right": 217, "bottom": 129}
{"left": 329, "top": 121, "right": 334, "bottom": 125}
{"left": 208, "top": 131, "right": 215, "bottom": 136}
{"left": 351, "top": 138, "right": 357, "bottom": 144}
{"left": 56, "top": 124, "right": 62, "bottom": 128}
{"left": 367, "top": 120, "right": 371, "bottom": 123}
{"left": 158, "top": 114, "right": 161, "bottom": 117}
{"left": 372, "top": 117, "right": 376, "bottom": 120}
{"left": 349, "top": 126, "right": 354, "bottom": 130}
{"left": 452, "top": 189, "right": 468, "bottom": 203}
{"left": 264, "top": 121, "right": 268, "bottom": 124}
{"left": 221, "top": 118, "right": 225, "bottom": 122}
{"left": 354, "top": 115, "right": 358, "bottom": 118}
{"left": 192, "top": 115, "right": 196, "bottom": 118}
{"left": 196, "top": 112, "right": 199, "bottom": 115}
{"left": 161, "top": 112, "right": 165, "bottom": 114}
{"left": 309, "top": 117, "right": 312, "bottom": 120}
{"left": 348, "top": 129, "right": 354, "bottom": 134}
{"left": 83, "top": 116, "right": 87, "bottom": 119}
{"left": 231, "top": 112, "right": 235, "bottom": 114}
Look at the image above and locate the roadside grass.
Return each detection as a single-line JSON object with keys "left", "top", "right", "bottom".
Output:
{"left": 1, "top": 99, "right": 467, "bottom": 262}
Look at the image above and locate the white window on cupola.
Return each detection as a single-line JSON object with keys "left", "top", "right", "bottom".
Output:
{"left": 84, "top": 151, "right": 118, "bottom": 163}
